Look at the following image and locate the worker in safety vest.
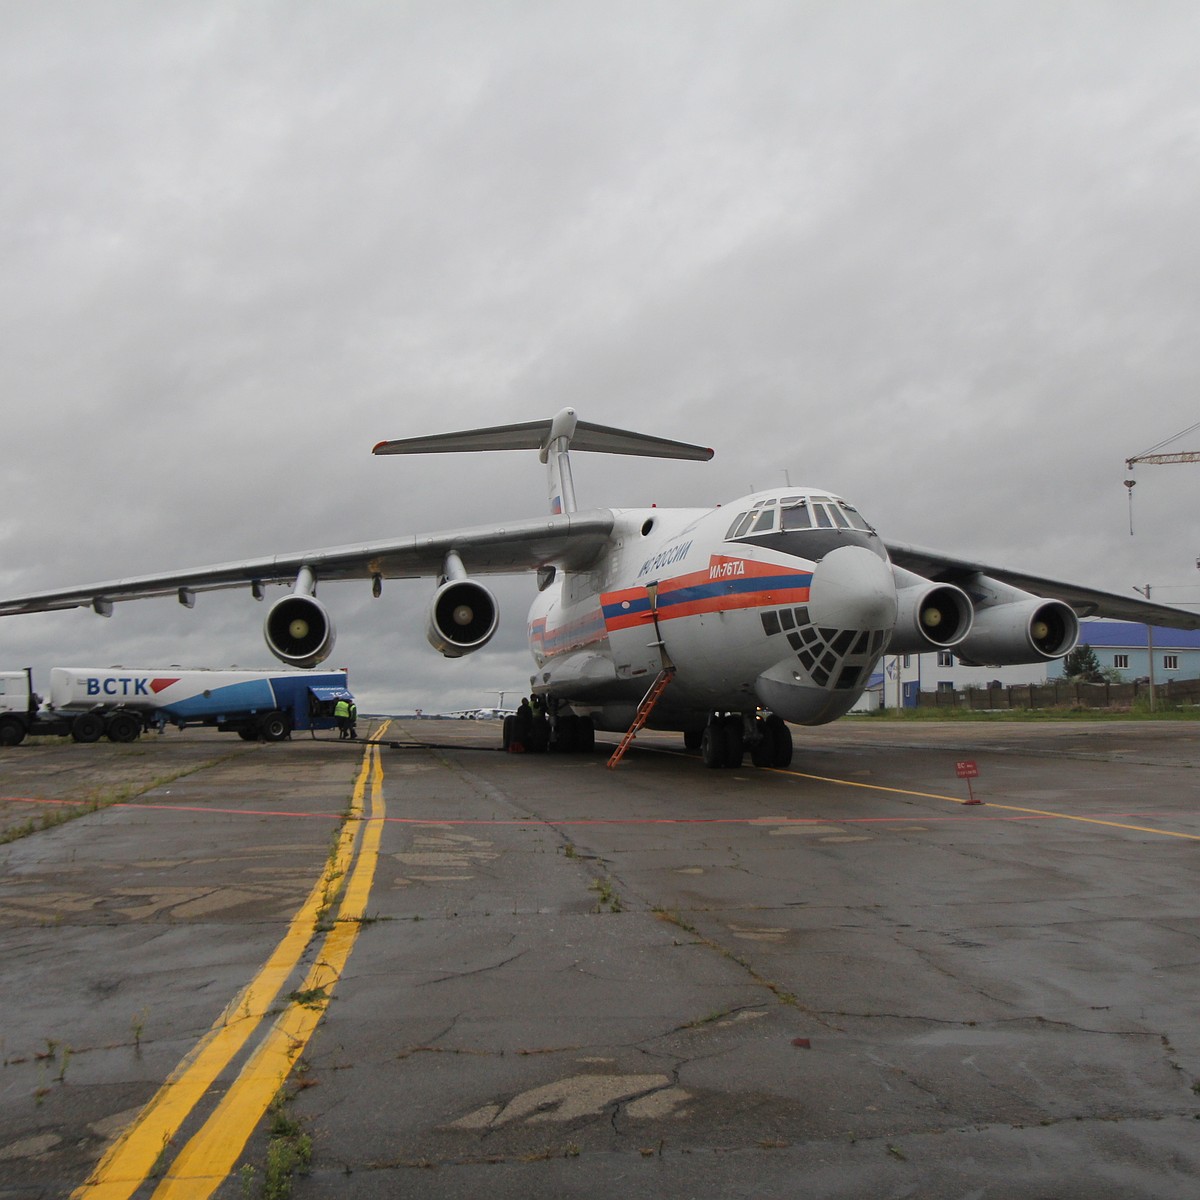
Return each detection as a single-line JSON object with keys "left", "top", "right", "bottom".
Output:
{"left": 334, "top": 697, "right": 351, "bottom": 739}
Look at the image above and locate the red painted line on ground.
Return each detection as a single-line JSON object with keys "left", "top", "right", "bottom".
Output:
{"left": 0, "top": 796, "right": 344, "bottom": 821}
{"left": 3, "top": 793, "right": 1192, "bottom": 831}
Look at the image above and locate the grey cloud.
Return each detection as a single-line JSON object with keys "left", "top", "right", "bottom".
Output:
{"left": 3, "top": 2, "right": 1198, "bottom": 711}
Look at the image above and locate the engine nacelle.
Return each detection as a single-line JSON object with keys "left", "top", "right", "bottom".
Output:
{"left": 427, "top": 579, "right": 499, "bottom": 658}
{"left": 957, "top": 597, "right": 1079, "bottom": 666}
{"left": 264, "top": 593, "right": 335, "bottom": 668}
{"left": 888, "top": 579, "right": 974, "bottom": 655}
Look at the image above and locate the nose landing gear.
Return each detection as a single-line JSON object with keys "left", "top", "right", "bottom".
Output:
{"left": 697, "top": 712, "right": 792, "bottom": 769}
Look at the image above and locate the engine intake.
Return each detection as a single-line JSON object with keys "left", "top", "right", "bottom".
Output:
{"left": 427, "top": 579, "right": 499, "bottom": 658}
{"left": 264, "top": 594, "right": 335, "bottom": 668}
{"left": 888, "top": 580, "right": 974, "bottom": 655}
{"left": 957, "top": 597, "right": 1079, "bottom": 666}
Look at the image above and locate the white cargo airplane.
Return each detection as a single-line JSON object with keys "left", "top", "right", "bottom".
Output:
{"left": 3, "top": 409, "right": 1198, "bottom": 767}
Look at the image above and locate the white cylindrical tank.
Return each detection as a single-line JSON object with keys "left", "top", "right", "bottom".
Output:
{"left": 48, "top": 668, "right": 278, "bottom": 713}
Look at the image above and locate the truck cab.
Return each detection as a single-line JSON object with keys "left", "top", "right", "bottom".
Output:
{"left": 0, "top": 669, "right": 55, "bottom": 745}
{"left": 0, "top": 670, "right": 36, "bottom": 717}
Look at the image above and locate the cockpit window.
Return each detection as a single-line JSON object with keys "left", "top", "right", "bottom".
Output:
{"left": 781, "top": 503, "right": 812, "bottom": 531}
{"left": 840, "top": 504, "right": 872, "bottom": 532}
{"left": 728, "top": 495, "right": 879, "bottom": 542}
{"left": 732, "top": 511, "right": 758, "bottom": 538}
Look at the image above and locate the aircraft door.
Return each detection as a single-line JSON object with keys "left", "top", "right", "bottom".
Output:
{"left": 609, "top": 581, "right": 670, "bottom": 682}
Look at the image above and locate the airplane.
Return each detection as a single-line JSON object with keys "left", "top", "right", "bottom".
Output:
{"left": 447, "top": 707, "right": 517, "bottom": 721}
{"left": 3, "top": 407, "right": 1199, "bottom": 768}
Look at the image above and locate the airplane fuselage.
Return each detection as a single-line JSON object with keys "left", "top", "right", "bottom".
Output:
{"left": 528, "top": 489, "right": 898, "bottom": 734}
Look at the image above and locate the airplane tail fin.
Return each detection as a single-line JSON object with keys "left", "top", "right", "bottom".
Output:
{"left": 373, "top": 408, "right": 712, "bottom": 514}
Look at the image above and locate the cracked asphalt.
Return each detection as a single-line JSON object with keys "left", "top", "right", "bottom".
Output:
{"left": 2, "top": 719, "right": 1198, "bottom": 1198}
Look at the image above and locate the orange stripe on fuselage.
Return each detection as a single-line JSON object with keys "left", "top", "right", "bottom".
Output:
{"left": 604, "top": 555, "right": 813, "bottom": 633}
{"left": 532, "top": 555, "right": 814, "bottom": 661}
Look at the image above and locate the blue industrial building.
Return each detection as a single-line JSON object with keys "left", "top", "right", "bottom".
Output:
{"left": 1046, "top": 621, "right": 1200, "bottom": 681}
{"left": 854, "top": 618, "right": 1200, "bottom": 709}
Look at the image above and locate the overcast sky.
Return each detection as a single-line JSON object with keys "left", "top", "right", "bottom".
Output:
{"left": 3, "top": 1, "right": 1199, "bottom": 714}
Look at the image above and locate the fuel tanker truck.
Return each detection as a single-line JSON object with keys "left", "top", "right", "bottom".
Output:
{"left": 0, "top": 667, "right": 354, "bottom": 746}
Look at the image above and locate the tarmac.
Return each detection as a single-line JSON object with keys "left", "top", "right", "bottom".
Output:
{"left": 1, "top": 716, "right": 1198, "bottom": 1199}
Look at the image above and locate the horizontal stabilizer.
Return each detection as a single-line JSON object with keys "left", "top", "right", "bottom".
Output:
{"left": 373, "top": 408, "right": 713, "bottom": 462}
{"left": 568, "top": 419, "right": 713, "bottom": 461}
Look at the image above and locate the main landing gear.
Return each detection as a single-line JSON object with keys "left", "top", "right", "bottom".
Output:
{"left": 692, "top": 713, "right": 792, "bottom": 770}
{"left": 502, "top": 710, "right": 595, "bottom": 755}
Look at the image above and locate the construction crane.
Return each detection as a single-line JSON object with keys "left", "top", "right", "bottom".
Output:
{"left": 1123, "top": 419, "right": 1200, "bottom": 534}
{"left": 1125, "top": 419, "right": 1200, "bottom": 470}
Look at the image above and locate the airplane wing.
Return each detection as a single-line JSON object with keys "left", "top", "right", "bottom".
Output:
{"left": 0, "top": 509, "right": 615, "bottom": 617}
{"left": 886, "top": 541, "right": 1200, "bottom": 629}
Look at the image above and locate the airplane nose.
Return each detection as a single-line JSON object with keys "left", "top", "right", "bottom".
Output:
{"left": 808, "top": 545, "right": 897, "bottom": 631}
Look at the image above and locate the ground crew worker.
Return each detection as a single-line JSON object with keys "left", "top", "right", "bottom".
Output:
{"left": 348, "top": 699, "right": 358, "bottom": 740}
{"left": 334, "top": 696, "right": 351, "bottom": 739}
{"left": 529, "top": 694, "right": 550, "bottom": 752}
{"left": 511, "top": 697, "right": 533, "bottom": 752}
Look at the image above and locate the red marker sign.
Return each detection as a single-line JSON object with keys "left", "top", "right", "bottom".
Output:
{"left": 955, "top": 760, "right": 981, "bottom": 804}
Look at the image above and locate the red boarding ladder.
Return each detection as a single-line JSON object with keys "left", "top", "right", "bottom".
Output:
{"left": 606, "top": 667, "right": 675, "bottom": 769}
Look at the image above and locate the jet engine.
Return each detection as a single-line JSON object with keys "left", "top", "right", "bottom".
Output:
{"left": 264, "top": 593, "right": 335, "bottom": 668}
{"left": 954, "top": 574, "right": 1079, "bottom": 665}
{"left": 888, "top": 574, "right": 974, "bottom": 655}
{"left": 427, "top": 578, "right": 499, "bottom": 658}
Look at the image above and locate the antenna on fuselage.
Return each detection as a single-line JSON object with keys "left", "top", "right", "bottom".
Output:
{"left": 373, "top": 408, "right": 713, "bottom": 515}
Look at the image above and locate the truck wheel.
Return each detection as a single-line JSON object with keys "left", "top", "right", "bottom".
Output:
{"left": 71, "top": 713, "right": 105, "bottom": 743}
{"left": 106, "top": 713, "right": 141, "bottom": 743}
{"left": 0, "top": 718, "right": 26, "bottom": 747}
{"left": 259, "top": 712, "right": 291, "bottom": 742}
{"left": 237, "top": 728, "right": 259, "bottom": 741}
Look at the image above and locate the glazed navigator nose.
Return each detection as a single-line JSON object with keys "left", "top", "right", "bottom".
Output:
{"left": 807, "top": 545, "right": 897, "bottom": 632}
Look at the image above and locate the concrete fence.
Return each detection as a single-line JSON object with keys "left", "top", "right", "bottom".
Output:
{"left": 916, "top": 677, "right": 1200, "bottom": 710}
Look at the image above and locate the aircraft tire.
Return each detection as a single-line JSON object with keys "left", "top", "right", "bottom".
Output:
{"left": 750, "top": 717, "right": 774, "bottom": 767}
{"left": 529, "top": 716, "right": 550, "bottom": 753}
{"left": 683, "top": 729, "right": 703, "bottom": 753}
{"left": 767, "top": 715, "right": 793, "bottom": 768}
{"left": 722, "top": 717, "right": 744, "bottom": 769}
{"left": 106, "top": 713, "right": 141, "bottom": 743}
{"left": 71, "top": 713, "right": 105, "bottom": 744}
{"left": 550, "top": 717, "right": 568, "bottom": 753}
{"left": 259, "top": 712, "right": 291, "bottom": 742}
{"left": 575, "top": 716, "right": 595, "bottom": 754}
{"left": 700, "top": 724, "right": 726, "bottom": 769}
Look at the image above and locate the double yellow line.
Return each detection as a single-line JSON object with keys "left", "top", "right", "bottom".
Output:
{"left": 74, "top": 726, "right": 389, "bottom": 1200}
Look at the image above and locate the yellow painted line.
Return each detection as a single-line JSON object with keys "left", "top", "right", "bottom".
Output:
{"left": 983, "top": 801, "right": 1200, "bottom": 841}
{"left": 775, "top": 766, "right": 972, "bottom": 805}
{"left": 774, "top": 766, "right": 1200, "bottom": 841}
{"left": 150, "top": 729, "right": 388, "bottom": 1197}
{"left": 72, "top": 729, "right": 385, "bottom": 1200}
